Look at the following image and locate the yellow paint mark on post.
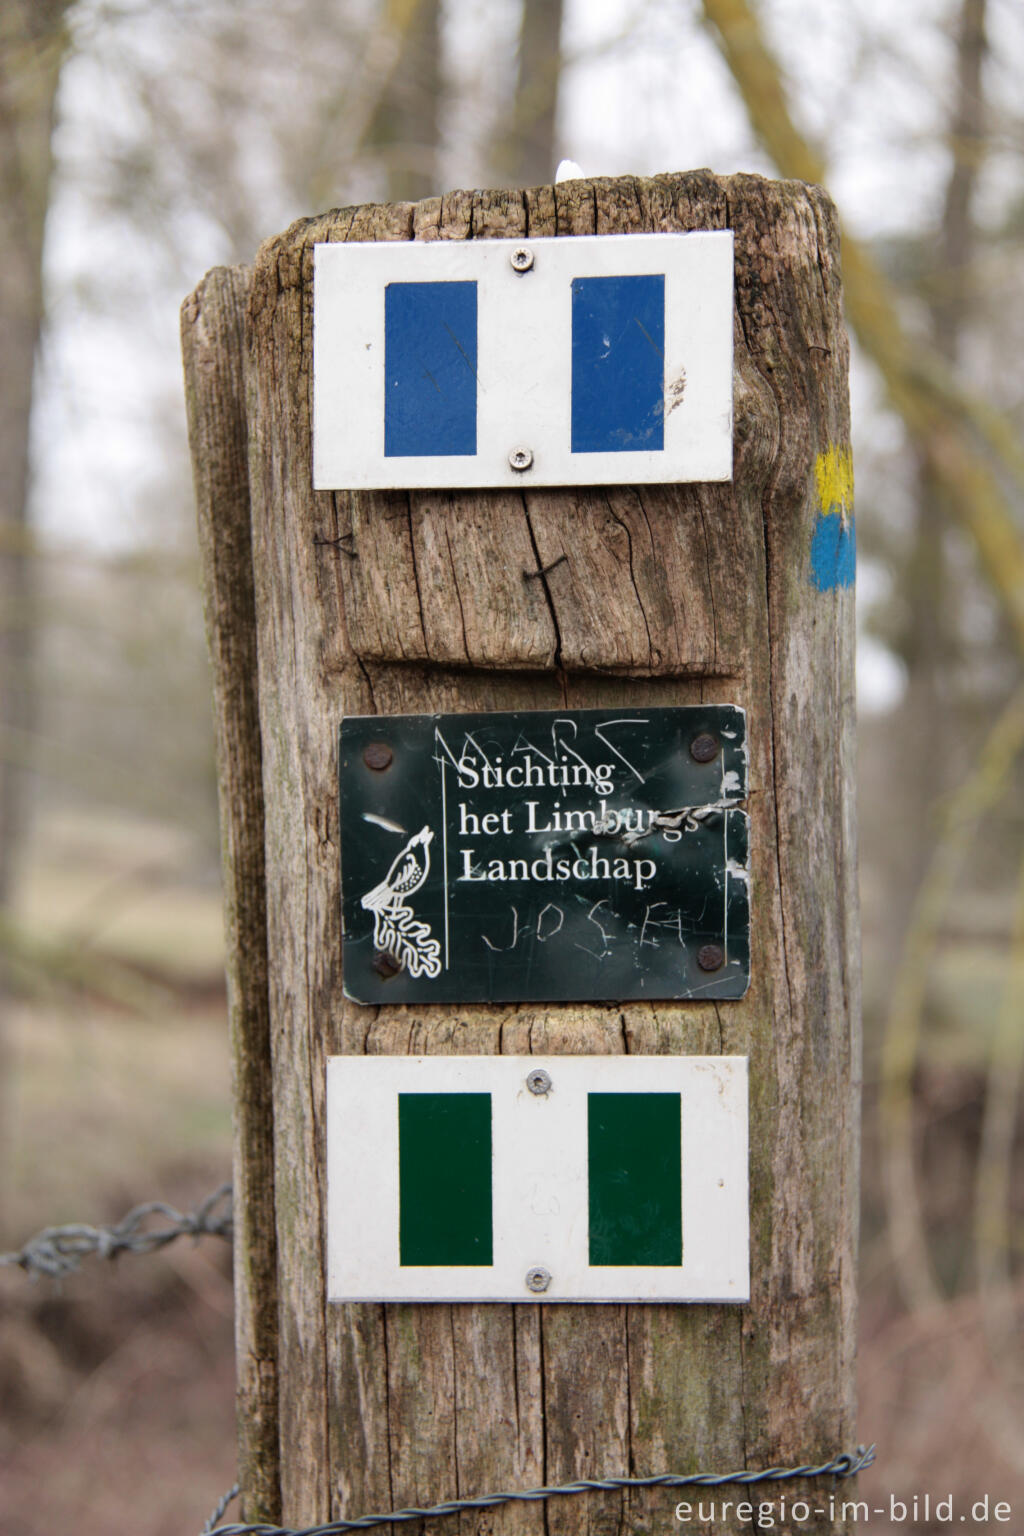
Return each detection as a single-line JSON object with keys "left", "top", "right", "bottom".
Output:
{"left": 814, "top": 443, "right": 854, "bottom": 522}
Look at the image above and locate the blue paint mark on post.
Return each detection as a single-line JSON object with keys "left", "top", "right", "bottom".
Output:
{"left": 571, "top": 275, "right": 665, "bottom": 453}
{"left": 384, "top": 281, "right": 477, "bottom": 457}
{"left": 810, "top": 513, "right": 856, "bottom": 590}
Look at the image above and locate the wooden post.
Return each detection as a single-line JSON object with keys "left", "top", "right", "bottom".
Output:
{"left": 183, "top": 172, "right": 860, "bottom": 1533}
{"left": 181, "top": 266, "right": 281, "bottom": 1523}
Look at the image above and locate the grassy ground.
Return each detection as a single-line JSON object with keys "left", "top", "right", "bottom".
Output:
{"left": 1, "top": 809, "right": 235, "bottom": 1536}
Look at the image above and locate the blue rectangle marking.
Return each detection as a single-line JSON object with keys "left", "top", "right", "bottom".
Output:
{"left": 571, "top": 274, "right": 665, "bottom": 454}
{"left": 384, "top": 281, "right": 477, "bottom": 458}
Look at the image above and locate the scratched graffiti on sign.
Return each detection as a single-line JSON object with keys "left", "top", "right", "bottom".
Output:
{"left": 339, "top": 707, "right": 749, "bottom": 1006}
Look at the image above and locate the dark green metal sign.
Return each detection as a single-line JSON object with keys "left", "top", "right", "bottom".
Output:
{"left": 339, "top": 706, "right": 748, "bottom": 1005}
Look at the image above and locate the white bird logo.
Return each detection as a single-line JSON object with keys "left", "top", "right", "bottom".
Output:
{"left": 361, "top": 826, "right": 442, "bottom": 979}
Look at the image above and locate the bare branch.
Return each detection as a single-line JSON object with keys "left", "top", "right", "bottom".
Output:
{"left": 701, "top": 0, "right": 1024, "bottom": 655}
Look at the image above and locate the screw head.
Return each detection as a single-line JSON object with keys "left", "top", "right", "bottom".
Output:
{"left": 510, "top": 246, "right": 534, "bottom": 273}
{"left": 696, "top": 943, "right": 725, "bottom": 972}
{"left": 372, "top": 950, "right": 403, "bottom": 978}
{"left": 525, "top": 1266, "right": 551, "bottom": 1293}
{"left": 690, "top": 733, "right": 720, "bottom": 764}
{"left": 363, "top": 741, "right": 393, "bottom": 772}
{"left": 526, "top": 1068, "right": 552, "bottom": 1096}
{"left": 509, "top": 446, "right": 534, "bottom": 472}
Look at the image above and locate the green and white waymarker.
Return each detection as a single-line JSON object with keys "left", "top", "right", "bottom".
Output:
{"left": 326, "top": 1055, "right": 748, "bottom": 1303}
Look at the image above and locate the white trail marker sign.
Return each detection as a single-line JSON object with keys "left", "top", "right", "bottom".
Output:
{"left": 313, "top": 233, "right": 733, "bottom": 489}
{"left": 327, "top": 1054, "right": 748, "bottom": 1303}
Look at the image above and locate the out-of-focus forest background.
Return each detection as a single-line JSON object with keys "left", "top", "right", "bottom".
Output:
{"left": 0, "top": 1, "right": 1022, "bottom": 1531}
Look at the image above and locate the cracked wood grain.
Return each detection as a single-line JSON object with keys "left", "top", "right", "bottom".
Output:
{"left": 192, "top": 170, "right": 859, "bottom": 1535}
{"left": 181, "top": 264, "right": 280, "bottom": 1524}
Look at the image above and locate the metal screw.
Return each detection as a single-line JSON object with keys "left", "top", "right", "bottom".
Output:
{"left": 363, "top": 742, "right": 393, "bottom": 772}
{"left": 510, "top": 246, "right": 534, "bottom": 273}
{"left": 526, "top": 1068, "right": 552, "bottom": 1096}
{"left": 690, "top": 733, "right": 720, "bottom": 764}
{"left": 525, "top": 1266, "right": 551, "bottom": 1293}
{"left": 696, "top": 943, "right": 725, "bottom": 972}
{"left": 509, "top": 447, "right": 534, "bottom": 472}
{"left": 372, "top": 950, "right": 403, "bottom": 978}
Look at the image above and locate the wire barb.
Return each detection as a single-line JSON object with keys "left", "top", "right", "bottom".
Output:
{"left": 0, "top": 1185, "right": 233, "bottom": 1280}
{"left": 202, "top": 1447, "right": 877, "bottom": 1535}
{"left": 1, "top": 1187, "right": 875, "bottom": 1536}
{"left": 203, "top": 1485, "right": 243, "bottom": 1536}
{"left": 523, "top": 554, "right": 568, "bottom": 580}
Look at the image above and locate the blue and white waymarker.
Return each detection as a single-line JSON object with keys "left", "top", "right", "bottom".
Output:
{"left": 313, "top": 233, "right": 733, "bottom": 490}
{"left": 326, "top": 1054, "right": 749, "bottom": 1303}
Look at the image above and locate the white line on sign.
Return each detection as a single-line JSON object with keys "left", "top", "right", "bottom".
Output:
{"left": 440, "top": 757, "right": 450, "bottom": 970}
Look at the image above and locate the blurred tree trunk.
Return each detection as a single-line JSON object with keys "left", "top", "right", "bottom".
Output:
{"left": 877, "top": 0, "right": 988, "bottom": 1308}
{"left": 493, "top": 0, "right": 564, "bottom": 187}
{"left": 934, "top": 0, "right": 986, "bottom": 365}
{"left": 0, "top": 0, "right": 70, "bottom": 914}
{"left": 365, "top": 0, "right": 441, "bottom": 202}
{"left": 895, "top": 0, "right": 987, "bottom": 932}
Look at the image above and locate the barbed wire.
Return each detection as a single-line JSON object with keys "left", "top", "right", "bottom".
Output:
{"left": 203, "top": 1485, "right": 243, "bottom": 1535}
{"left": 0, "top": 1184, "right": 233, "bottom": 1280}
{"left": 0, "top": 1190, "right": 875, "bottom": 1536}
{"left": 202, "top": 1447, "right": 877, "bottom": 1536}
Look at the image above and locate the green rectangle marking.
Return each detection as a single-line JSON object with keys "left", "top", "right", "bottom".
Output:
{"left": 588, "top": 1093, "right": 682, "bottom": 1266}
{"left": 399, "top": 1092, "right": 493, "bottom": 1266}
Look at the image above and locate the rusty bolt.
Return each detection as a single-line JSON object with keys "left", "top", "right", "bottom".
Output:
{"left": 696, "top": 943, "right": 725, "bottom": 973}
{"left": 372, "top": 950, "right": 403, "bottom": 978}
{"left": 690, "top": 732, "right": 720, "bottom": 764}
{"left": 363, "top": 741, "right": 393, "bottom": 772}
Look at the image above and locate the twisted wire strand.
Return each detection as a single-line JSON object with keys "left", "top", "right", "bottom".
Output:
{"left": 0, "top": 1185, "right": 233, "bottom": 1279}
{"left": 203, "top": 1446, "right": 877, "bottom": 1536}
{"left": 203, "top": 1485, "right": 244, "bottom": 1535}
{"left": 0, "top": 1187, "right": 875, "bottom": 1536}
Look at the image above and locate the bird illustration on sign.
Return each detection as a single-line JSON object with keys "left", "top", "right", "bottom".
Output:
{"left": 361, "top": 826, "right": 442, "bottom": 978}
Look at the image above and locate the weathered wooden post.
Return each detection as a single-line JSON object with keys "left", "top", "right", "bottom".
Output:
{"left": 183, "top": 172, "right": 860, "bottom": 1534}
